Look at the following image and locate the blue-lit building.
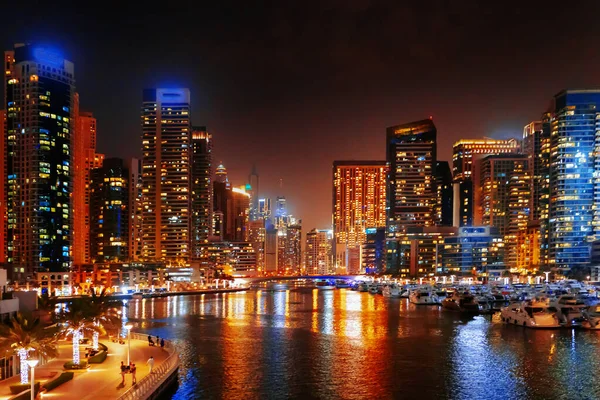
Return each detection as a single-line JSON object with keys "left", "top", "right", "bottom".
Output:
{"left": 4, "top": 44, "right": 75, "bottom": 280}
{"left": 361, "top": 227, "right": 386, "bottom": 274}
{"left": 549, "top": 90, "right": 600, "bottom": 270}
{"left": 90, "top": 158, "right": 129, "bottom": 262}
{"left": 439, "top": 226, "right": 505, "bottom": 277}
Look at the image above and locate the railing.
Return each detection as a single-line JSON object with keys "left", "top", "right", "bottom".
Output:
{"left": 116, "top": 332, "right": 180, "bottom": 400}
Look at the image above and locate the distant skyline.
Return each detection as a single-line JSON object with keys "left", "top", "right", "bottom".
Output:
{"left": 2, "top": 2, "right": 600, "bottom": 232}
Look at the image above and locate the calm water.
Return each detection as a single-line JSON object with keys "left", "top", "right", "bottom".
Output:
{"left": 124, "top": 289, "right": 600, "bottom": 400}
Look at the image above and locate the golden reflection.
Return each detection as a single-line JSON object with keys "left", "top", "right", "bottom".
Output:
{"left": 311, "top": 290, "right": 319, "bottom": 333}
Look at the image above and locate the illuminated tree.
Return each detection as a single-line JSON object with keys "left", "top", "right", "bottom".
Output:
{"left": 57, "top": 299, "right": 103, "bottom": 365}
{"left": 88, "top": 287, "right": 121, "bottom": 350}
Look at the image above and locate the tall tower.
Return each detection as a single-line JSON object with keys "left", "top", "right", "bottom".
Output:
{"left": 128, "top": 158, "right": 143, "bottom": 262}
{"left": 73, "top": 105, "right": 102, "bottom": 266}
{"left": 0, "top": 109, "right": 5, "bottom": 265}
{"left": 5, "top": 44, "right": 75, "bottom": 280}
{"left": 90, "top": 158, "right": 129, "bottom": 262}
{"left": 549, "top": 89, "right": 600, "bottom": 270}
{"left": 434, "top": 161, "right": 453, "bottom": 226}
{"left": 332, "top": 160, "right": 387, "bottom": 274}
{"left": 191, "top": 127, "right": 212, "bottom": 258}
{"left": 141, "top": 88, "right": 191, "bottom": 263}
{"left": 248, "top": 164, "right": 259, "bottom": 221}
{"left": 305, "top": 229, "right": 333, "bottom": 275}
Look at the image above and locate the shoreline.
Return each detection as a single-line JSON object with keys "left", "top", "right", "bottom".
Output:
{"left": 53, "top": 287, "right": 249, "bottom": 302}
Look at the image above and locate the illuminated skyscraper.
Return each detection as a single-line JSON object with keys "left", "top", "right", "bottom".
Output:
{"left": 479, "top": 154, "right": 531, "bottom": 268}
{"left": 305, "top": 229, "right": 333, "bottom": 275}
{"left": 452, "top": 138, "right": 520, "bottom": 227}
{"left": 128, "top": 158, "right": 143, "bottom": 262}
{"left": 248, "top": 165, "right": 259, "bottom": 221}
{"left": 90, "top": 158, "right": 129, "bottom": 262}
{"left": 4, "top": 44, "right": 75, "bottom": 280}
{"left": 435, "top": 161, "right": 453, "bottom": 226}
{"left": 332, "top": 160, "right": 387, "bottom": 274}
{"left": 73, "top": 105, "right": 102, "bottom": 266}
{"left": 386, "top": 119, "right": 437, "bottom": 274}
{"left": 549, "top": 90, "right": 600, "bottom": 269}
{"left": 0, "top": 109, "right": 5, "bottom": 265}
{"left": 231, "top": 186, "right": 250, "bottom": 242}
{"left": 141, "top": 88, "right": 191, "bottom": 262}
{"left": 215, "top": 163, "right": 228, "bottom": 185}
{"left": 191, "top": 127, "right": 212, "bottom": 258}
{"left": 248, "top": 220, "right": 266, "bottom": 273}
{"left": 258, "top": 198, "right": 271, "bottom": 221}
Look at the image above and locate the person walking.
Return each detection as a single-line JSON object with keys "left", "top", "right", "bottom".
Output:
{"left": 120, "top": 361, "right": 127, "bottom": 384}
{"left": 160, "top": 338, "right": 165, "bottom": 349}
{"left": 147, "top": 356, "right": 155, "bottom": 373}
{"left": 130, "top": 363, "right": 137, "bottom": 384}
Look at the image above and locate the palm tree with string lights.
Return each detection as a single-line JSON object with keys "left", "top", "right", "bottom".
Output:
{"left": 88, "top": 287, "right": 121, "bottom": 350}
{"left": 57, "top": 298, "right": 103, "bottom": 366}
{"left": 0, "top": 313, "right": 58, "bottom": 384}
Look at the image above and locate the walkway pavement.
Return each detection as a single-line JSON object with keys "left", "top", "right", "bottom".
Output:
{"left": 0, "top": 335, "right": 168, "bottom": 400}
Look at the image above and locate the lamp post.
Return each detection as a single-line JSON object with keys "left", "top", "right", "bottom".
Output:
{"left": 125, "top": 324, "right": 133, "bottom": 365}
{"left": 26, "top": 359, "right": 38, "bottom": 400}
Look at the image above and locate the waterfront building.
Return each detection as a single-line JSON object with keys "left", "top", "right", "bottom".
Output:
{"left": 247, "top": 220, "right": 265, "bottom": 273}
{"left": 281, "top": 224, "right": 302, "bottom": 274}
{"left": 435, "top": 161, "right": 453, "bottom": 226}
{"left": 4, "top": 44, "right": 75, "bottom": 280}
{"left": 248, "top": 165, "right": 259, "bottom": 221}
{"left": 231, "top": 186, "right": 250, "bottom": 242}
{"left": 452, "top": 138, "right": 520, "bottom": 227}
{"left": 264, "top": 225, "right": 278, "bottom": 274}
{"left": 386, "top": 119, "right": 437, "bottom": 274}
{"left": 332, "top": 160, "right": 387, "bottom": 274}
{"left": 305, "top": 229, "right": 333, "bottom": 275}
{"left": 361, "top": 227, "right": 386, "bottom": 274}
{"left": 128, "top": 158, "right": 143, "bottom": 262}
{"left": 392, "top": 226, "right": 457, "bottom": 277}
{"left": 516, "top": 221, "right": 541, "bottom": 274}
{"left": 439, "top": 226, "right": 505, "bottom": 277}
{"left": 191, "top": 127, "right": 212, "bottom": 258}
{"left": 141, "top": 88, "right": 191, "bottom": 263}
{"left": 0, "top": 110, "right": 5, "bottom": 266}
{"left": 90, "top": 158, "right": 129, "bottom": 263}
{"left": 73, "top": 107, "right": 102, "bottom": 265}
{"left": 549, "top": 90, "right": 600, "bottom": 270}
{"left": 202, "top": 242, "right": 257, "bottom": 277}
{"left": 479, "top": 154, "right": 531, "bottom": 268}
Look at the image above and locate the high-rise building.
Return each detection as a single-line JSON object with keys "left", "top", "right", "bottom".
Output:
{"left": 90, "top": 158, "right": 129, "bottom": 262}
{"left": 0, "top": 109, "right": 5, "bottom": 265}
{"left": 275, "top": 196, "right": 286, "bottom": 218}
{"left": 549, "top": 90, "right": 600, "bottom": 270}
{"left": 258, "top": 198, "right": 271, "bottom": 221}
{"left": 215, "top": 163, "right": 228, "bottom": 185}
{"left": 332, "top": 160, "right": 387, "bottom": 274}
{"left": 386, "top": 119, "right": 437, "bottom": 274}
{"left": 247, "top": 220, "right": 266, "bottom": 273}
{"left": 128, "top": 158, "right": 143, "bottom": 262}
{"left": 435, "top": 161, "right": 453, "bottom": 226}
{"left": 452, "top": 139, "right": 520, "bottom": 226}
{"left": 305, "top": 229, "right": 333, "bottom": 275}
{"left": 231, "top": 186, "right": 250, "bottom": 242}
{"left": 5, "top": 44, "right": 75, "bottom": 280}
{"left": 285, "top": 224, "right": 302, "bottom": 274}
{"left": 393, "top": 226, "right": 457, "bottom": 277}
{"left": 141, "top": 88, "right": 191, "bottom": 263}
{"left": 361, "top": 227, "right": 386, "bottom": 274}
{"left": 264, "top": 225, "right": 278, "bottom": 274}
{"left": 201, "top": 241, "right": 257, "bottom": 277}
{"left": 479, "top": 154, "right": 531, "bottom": 268}
{"left": 248, "top": 165, "right": 259, "bottom": 221}
{"left": 73, "top": 106, "right": 102, "bottom": 266}
{"left": 191, "top": 127, "right": 212, "bottom": 258}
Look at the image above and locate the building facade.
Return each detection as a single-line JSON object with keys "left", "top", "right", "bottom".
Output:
{"left": 128, "top": 158, "right": 143, "bottom": 262}
{"left": 305, "top": 229, "right": 333, "bottom": 275}
{"left": 191, "top": 127, "right": 212, "bottom": 258}
{"left": 141, "top": 88, "right": 191, "bottom": 263}
{"left": 435, "top": 161, "right": 453, "bottom": 226}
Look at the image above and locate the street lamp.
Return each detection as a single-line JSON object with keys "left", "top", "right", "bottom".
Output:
{"left": 26, "top": 359, "right": 39, "bottom": 400}
{"left": 125, "top": 324, "right": 133, "bottom": 365}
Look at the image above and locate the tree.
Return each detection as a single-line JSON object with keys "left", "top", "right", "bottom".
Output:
{"left": 0, "top": 313, "right": 58, "bottom": 384}
{"left": 57, "top": 299, "right": 103, "bottom": 365}
{"left": 88, "top": 288, "right": 121, "bottom": 350}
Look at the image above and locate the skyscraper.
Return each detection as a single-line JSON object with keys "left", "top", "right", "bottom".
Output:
{"left": 258, "top": 198, "right": 271, "bottom": 221}
{"left": 73, "top": 106, "right": 102, "bottom": 265}
{"left": 452, "top": 138, "right": 520, "bottom": 227}
{"left": 248, "top": 165, "right": 259, "bottom": 221}
{"left": 549, "top": 89, "right": 600, "bottom": 270}
{"left": 0, "top": 109, "right": 5, "bottom": 265}
{"left": 386, "top": 119, "right": 437, "bottom": 274}
{"left": 141, "top": 88, "right": 191, "bottom": 262}
{"left": 191, "top": 127, "right": 212, "bottom": 258}
{"left": 479, "top": 154, "right": 531, "bottom": 268}
{"left": 90, "top": 158, "right": 129, "bottom": 262}
{"left": 305, "top": 229, "right": 333, "bottom": 275}
{"left": 4, "top": 44, "right": 75, "bottom": 279}
{"left": 332, "top": 160, "right": 387, "bottom": 274}
{"left": 435, "top": 161, "right": 453, "bottom": 226}
{"left": 128, "top": 158, "right": 143, "bottom": 262}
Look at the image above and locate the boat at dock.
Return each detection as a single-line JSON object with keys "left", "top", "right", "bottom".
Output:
{"left": 501, "top": 298, "right": 559, "bottom": 328}
{"left": 441, "top": 291, "right": 480, "bottom": 313}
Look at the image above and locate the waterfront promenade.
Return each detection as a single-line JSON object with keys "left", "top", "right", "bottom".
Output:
{"left": 0, "top": 333, "right": 175, "bottom": 400}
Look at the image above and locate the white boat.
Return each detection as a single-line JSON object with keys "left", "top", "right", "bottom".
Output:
{"left": 315, "top": 280, "right": 335, "bottom": 290}
{"left": 409, "top": 290, "right": 438, "bottom": 305}
{"left": 434, "top": 290, "right": 448, "bottom": 304}
{"left": 550, "top": 295, "right": 587, "bottom": 326}
{"left": 265, "top": 282, "right": 289, "bottom": 291}
{"left": 441, "top": 291, "right": 480, "bottom": 313}
{"left": 382, "top": 284, "right": 401, "bottom": 298}
{"left": 582, "top": 305, "right": 600, "bottom": 330}
{"left": 501, "top": 299, "right": 559, "bottom": 328}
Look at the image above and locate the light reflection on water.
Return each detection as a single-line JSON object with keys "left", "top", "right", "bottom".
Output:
{"left": 126, "top": 289, "right": 600, "bottom": 400}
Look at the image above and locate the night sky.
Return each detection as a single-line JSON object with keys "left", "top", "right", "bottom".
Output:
{"left": 2, "top": 1, "right": 600, "bottom": 233}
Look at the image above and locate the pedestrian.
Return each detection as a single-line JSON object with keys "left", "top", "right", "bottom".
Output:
{"left": 160, "top": 338, "right": 165, "bottom": 349}
{"left": 156, "top": 335, "right": 159, "bottom": 344}
{"left": 130, "top": 363, "right": 137, "bottom": 384}
{"left": 146, "top": 356, "right": 154, "bottom": 373}
{"left": 120, "top": 361, "right": 127, "bottom": 384}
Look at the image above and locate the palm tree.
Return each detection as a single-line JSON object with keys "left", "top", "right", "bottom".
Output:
{"left": 0, "top": 313, "right": 58, "bottom": 384}
{"left": 57, "top": 299, "right": 103, "bottom": 365}
{"left": 88, "top": 287, "right": 121, "bottom": 350}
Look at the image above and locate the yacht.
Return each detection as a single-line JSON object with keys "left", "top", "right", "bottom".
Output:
{"left": 501, "top": 299, "right": 559, "bottom": 328}
{"left": 550, "top": 295, "right": 587, "bottom": 326}
{"left": 435, "top": 290, "right": 448, "bottom": 304}
{"left": 265, "top": 282, "right": 289, "bottom": 291}
{"left": 315, "top": 280, "right": 335, "bottom": 290}
{"left": 335, "top": 279, "right": 351, "bottom": 289}
{"left": 409, "top": 289, "right": 438, "bottom": 305}
{"left": 582, "top": 305, "right": 600, "bottom": 330}
{"left": 368, "top": 284, "right": 380, "bottom": 294}
{"left": 382, "top": 284, "right": 401, "bottom": 298}
{"left": 441, "top": 291, "right": 480, "bottom": 313}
